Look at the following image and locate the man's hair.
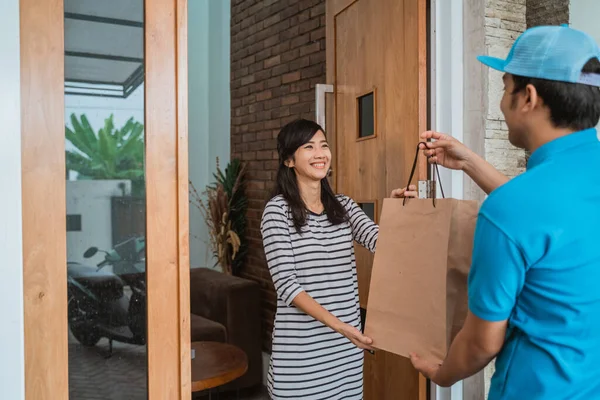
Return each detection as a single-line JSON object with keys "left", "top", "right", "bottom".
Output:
{"left": 511, "top": 57, "right": 600, "bottom": 131}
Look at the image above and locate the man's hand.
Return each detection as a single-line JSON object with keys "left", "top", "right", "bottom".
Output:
{"left": 420, "top": 130, "right": 509, "bottom": 194}
{"left": 390, "top": 185, "right": 418, "bottom": 198}
{"left": 410, "top": 353, "right": 446, "bottom": 387}
{"left": 420, "top": 131, "right": 473, "bottom": 171}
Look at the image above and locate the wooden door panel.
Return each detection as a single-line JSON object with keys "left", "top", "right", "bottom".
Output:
{"left": 327, "top": 0, "right": 428, "bottom": 399}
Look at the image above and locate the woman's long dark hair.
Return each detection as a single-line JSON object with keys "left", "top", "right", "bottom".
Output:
{"left": 273, "top": 119, "right": 348, "bottom": 232}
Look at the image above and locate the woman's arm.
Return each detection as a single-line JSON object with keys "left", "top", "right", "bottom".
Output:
{"left": 261, "top": 201, "right": 373, "bottom": 349}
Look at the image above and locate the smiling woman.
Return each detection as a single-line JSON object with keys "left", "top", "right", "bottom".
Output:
{"left": 260, "top": 119, "right": 417, "bottom": 399}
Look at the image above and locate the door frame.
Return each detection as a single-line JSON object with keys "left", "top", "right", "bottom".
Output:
{"left": 20, "top": 0, "right": 191, "bottom": 398}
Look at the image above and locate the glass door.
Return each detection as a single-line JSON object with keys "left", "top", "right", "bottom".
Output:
{"left": 63, "top": 1, "right": 147, "bottom": 398}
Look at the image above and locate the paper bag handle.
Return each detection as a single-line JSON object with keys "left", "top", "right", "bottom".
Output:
{"left": 403, "top": 142, "right": 445, "bottom": 207}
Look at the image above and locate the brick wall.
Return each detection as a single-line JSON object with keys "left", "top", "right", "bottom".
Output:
{"left": 527, "top": 0, "right": 569, "bottom": 27}
{"left": 230, "top": 0, "right": 326, "bottom": 351}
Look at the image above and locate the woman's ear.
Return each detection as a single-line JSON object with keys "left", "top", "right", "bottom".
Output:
{"left": 285, "top": 159, "right": 295, "bottom": 168}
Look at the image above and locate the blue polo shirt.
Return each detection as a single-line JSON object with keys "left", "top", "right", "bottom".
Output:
{"left": 468, "top": 128, "right": 600, "bottom": 400}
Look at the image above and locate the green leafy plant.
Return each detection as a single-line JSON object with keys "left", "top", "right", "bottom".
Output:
{"left": 65, "top": 113, "right": 145, "bottom": 196}
{"left": 190, "top": 158, "right": 248, "bottom": 275}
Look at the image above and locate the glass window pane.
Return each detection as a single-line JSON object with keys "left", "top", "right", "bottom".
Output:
{"left": 358, "top": 202, "right": 375, "bottom": 221}
{"left": 358, "top": 92, "right": 375, "bottom": 138}
{"left": 64, "top": 0, "right": 147, "bottom": 398}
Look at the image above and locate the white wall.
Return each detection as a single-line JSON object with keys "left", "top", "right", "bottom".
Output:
{"left": 66, "top": 180, "right": 132, "bottom": 265}
{"left": 0, "top": 0, "right": 25, "bottom": 398}
{"left": 188, "top": 0, "right": 231, "bottom": 268}
{"left": 570, "top": 0, "right": 600, "bottom": 45}
{"left": 570, "top": 0, "right": 600, "bottom": 132}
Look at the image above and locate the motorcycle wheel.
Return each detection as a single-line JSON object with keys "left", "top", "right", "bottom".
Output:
{"left": 128, "top": 291, "right": 146, "bottom": 343}
{"left": 68, "top": 296, "right": 102, "bottom": 347}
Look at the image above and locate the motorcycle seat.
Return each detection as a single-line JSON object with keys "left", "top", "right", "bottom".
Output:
{"left": 68, "top": 262, "right": 124, "bottom": 300}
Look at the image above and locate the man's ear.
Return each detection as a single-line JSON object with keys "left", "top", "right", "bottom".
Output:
{"left": 522, "top": 83, "right": 540, "bottom": 112}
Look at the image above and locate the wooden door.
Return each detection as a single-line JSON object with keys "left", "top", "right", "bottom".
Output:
{"left": 326, "top": 0, "right": 429, "bottom": 399}
{"left": 20, "top": 0, "right": 190, "bottom": 398}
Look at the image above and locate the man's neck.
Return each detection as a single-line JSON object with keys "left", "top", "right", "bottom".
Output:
{"left": 526, "top": 126, "right": 577, "bottom": 153}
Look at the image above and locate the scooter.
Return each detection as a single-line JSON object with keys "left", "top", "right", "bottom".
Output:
{"left": 67, "top": 236, "right": 146, "bottom": 357}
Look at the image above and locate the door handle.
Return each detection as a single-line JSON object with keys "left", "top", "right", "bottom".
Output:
{"left": 315, "top": 84, "right": 333, "bottom": 131}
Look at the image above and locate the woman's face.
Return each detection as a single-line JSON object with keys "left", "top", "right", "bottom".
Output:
{"left": 287, "top": 130, "right": 331, "bottom": 182}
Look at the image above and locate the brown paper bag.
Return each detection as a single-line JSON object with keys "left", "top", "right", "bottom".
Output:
{"left": 364, "top": 197, "right": 479, "bottom": 364}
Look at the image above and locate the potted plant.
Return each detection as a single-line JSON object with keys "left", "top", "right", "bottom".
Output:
{"left": 190, "top": 158, "right": 248, "bottom": 275}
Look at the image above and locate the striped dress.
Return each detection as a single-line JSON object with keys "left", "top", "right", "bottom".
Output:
{"left": 260, "top": 194, "right": 378, "bottom": 400}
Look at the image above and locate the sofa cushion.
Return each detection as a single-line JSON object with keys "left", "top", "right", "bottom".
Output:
{"left": 190, "top": 313, "right": 227, "bottom": 343}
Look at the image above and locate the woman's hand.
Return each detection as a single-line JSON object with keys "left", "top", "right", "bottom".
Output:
{"left": 420, "top": 131, "right": 473, "bottom": 171}
{"left": 390, "top": 185, "right": 418, "bottom": 198}
{"left": 336, "top": 322, "right": 374, "bottom": 351}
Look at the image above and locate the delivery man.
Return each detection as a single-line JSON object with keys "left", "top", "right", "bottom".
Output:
{"left": 409, "top": 25, "right": 600, "bottom": 400}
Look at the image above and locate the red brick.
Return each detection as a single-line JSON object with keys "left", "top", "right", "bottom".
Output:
{"left": 248, "top": 180, "right": 266, "bottom": 190}
{"left": 272, "top": 86, "right": 290, "bottom": 98}
{"left": 299, "top": 18, "right": 320, "bottom": 34}
{"left": 289, "top": 56, "right": 310, "bottom": 70}
{"left": 255, "top": 48, "right": 272, "bottom": 62}
{"left": 282, "top": 95, "right": 300, "bottom": 106}
{"left": 256, "top": 150, "right": 272, "bottom": 160}
{"left": 242, "top": 133, "right": 257, "bottom": 143}
{"left": 282, "top": 71, "right": 301, "bottom": 84}
{"left": 299, "top": 41, "right": 320, "bottom": 57}
{"left": 263, "top": 34, "right": 280, "bottom": 49}
{"left": 264, "top": 55, "right": 281, "bottom": 68}
{"left": 280, "top": 25, "right": 299, "bottom": 41}
{"left": 290, "top": 33, "right": 310, "bottom": 49}
{"left": 266, "top": 76, "right": 282, "bottom": 89}
{"left": 310, "top": 27, "right": 326, "bottom": 42}
{"left": 271, "top": 41, "right": 291, "bottom": 55}
{"left": 242, "top": 94, "right": 256, "bottom": 106}
{"left": 257, "top": 131, "right": 272, "bottom": 141}
{"left": 263, "top": 13, "right": 281, "bottom": 29}
{"left": 301, "top": 63, "right": 324, "bottom": 79}
{"left": 248, "top": 141, "right": 265, "bottom": 151}
{"left": 281, "top": 48, "right": 300, "bottom": 63}
{"left": 242, "top": 151, "right": 257, "bottom": 161}
{"left": 256, "top": 90, "right": 272, "bottom": 101}
{"left": 241, "top": 54, "right": 256, "bottom": 67}
{"left": 271, "top": 64, "right": 289, "bottom": 76}
{"left": 291, "top": 102, "right": 312, "bottom": 115}
{"left": 309, "top": 51, "right": 326, "bottom": 64}
{"left": 255, "top": 70, "right": 272, "bottom": 81}
{"left": 241, "top": 74, "right": 255, "bottom": 86}
{"left": 290, "top": 80, "right": 311, "bottom": 93}
{"left": 310, "top": 2, "right": 325, "bottom": 18}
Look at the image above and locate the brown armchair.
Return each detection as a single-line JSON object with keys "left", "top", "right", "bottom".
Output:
{"left": 189, "top": 267, "right": 262, "bottom": 391}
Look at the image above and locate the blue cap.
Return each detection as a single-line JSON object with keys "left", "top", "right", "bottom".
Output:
{"left": 477, "top": 24, "right": 600, "bottom": 87}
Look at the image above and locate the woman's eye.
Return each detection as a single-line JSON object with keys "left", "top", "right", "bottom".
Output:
{"left": 304, "top": 145, "right": 313, "bottom": 149}
{"left": 322, "top": 144, "right": 329, "bottom": 148}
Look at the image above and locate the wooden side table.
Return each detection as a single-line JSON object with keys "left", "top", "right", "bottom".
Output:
{"left": 191, "top": 341, "right": 248, "bottom": 399}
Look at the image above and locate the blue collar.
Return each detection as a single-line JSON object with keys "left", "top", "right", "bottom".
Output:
{"left": 527, "top": 128, "right": 599, "bottom": 170}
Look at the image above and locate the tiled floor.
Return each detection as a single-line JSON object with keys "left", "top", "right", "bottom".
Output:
{"left": 68, "top": 333, "right": 268, "bottom": 400}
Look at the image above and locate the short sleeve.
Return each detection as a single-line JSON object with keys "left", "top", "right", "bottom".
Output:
{"left": 468, "top": 213, "right": 527, "bottom": 322}
{"left": 260, "top": 201, "right": 304, "bottom": 306}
